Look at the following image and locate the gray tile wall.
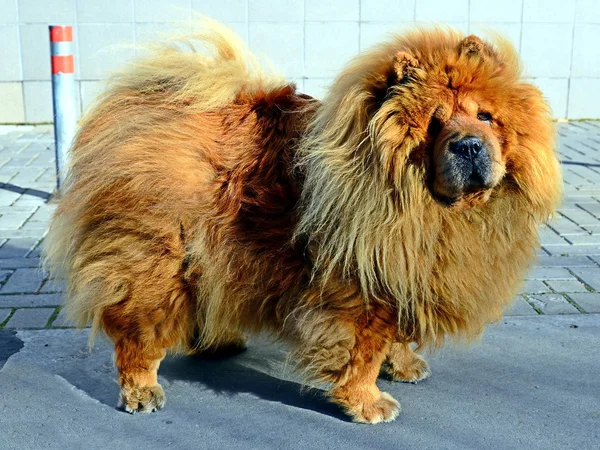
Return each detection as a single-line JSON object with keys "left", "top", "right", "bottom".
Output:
{"left": 0, "top": 0, "right": 599, "bottom": 122}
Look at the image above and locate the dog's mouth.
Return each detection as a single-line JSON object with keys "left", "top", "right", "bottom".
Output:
{"left": 430, "top": 184, "right": 494, "bottom": 208}
{"left": 431, "top": 190, "right": 457, "bottom": 207}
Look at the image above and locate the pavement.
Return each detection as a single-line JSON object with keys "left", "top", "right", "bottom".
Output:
{"left": 0, "top": 122, "right": 600, "bottom": 449}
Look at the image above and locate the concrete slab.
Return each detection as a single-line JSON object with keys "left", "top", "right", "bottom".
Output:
{"left": 0, "top": 315, "right": 598, "bottom": 450}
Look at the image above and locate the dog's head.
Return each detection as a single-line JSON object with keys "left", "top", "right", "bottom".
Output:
{"left": 391, "top": 37, "right": 512, "bottom": 206}
{"left": 388, "top": 33, "right": 562, "bottom": 210}
{"left": 307, "top": 30, "right": 562, "bottom": 215}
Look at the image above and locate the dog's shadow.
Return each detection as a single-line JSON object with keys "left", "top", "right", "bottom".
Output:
{"left": 56, "top": 338, "right": 348, "bottom": 421}
{"left": 158, "top": 349, "right": 349, "bottom": 421}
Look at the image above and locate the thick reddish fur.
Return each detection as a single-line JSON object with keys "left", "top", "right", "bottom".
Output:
{"left": 44, "top": 24, "right": 562, "bottom": 423}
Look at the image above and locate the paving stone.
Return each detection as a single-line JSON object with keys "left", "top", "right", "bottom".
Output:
{"left": 9, "top": 168, "right": 46, "bottom": 185}
{"left": 504, "top": 296, "right": 539, "bottom": 316}
{"left": 519, "top": 280, "right": 551, "bottom": 294}
{"left": 567, "top": 293, "right": 600, "bottom": 313}
{"left": 559, "top": 209, "right": 600, "bottom": 226}
{"left": 4, "top": 307, "right": 55, "bottom": 329}
{"left": 0, "top": 269, "right": 12, "bottom": 283}
{"left": 547, "top": 217, "right": 588, "bottom": 235}
{"left": 0, "top": 293, "right": 62, "bottom": 307}
{"left": 0, "top": 229, "right": 47, "bottom": 239}
{"left": 0, "top": 190, "right": 20, "bottom": 206}
{"left": 20, "top": 220, "right": 48, "bottom": 231}
{"left": 583, "top": 225, "right": 600, "bottom": 235}
{"left": 540, "top": 232, "right": 569, "bottom": 246}
{"left": 526, "top": 267, "right": 575, "bottom": 280}
{"left": 12, "top": 196, "right": 48, "bottom": 207}
{"left": 562, "top": 234, "right": 600, "bottom": 245}
{"left": 0, "top": 258, "right": 42, "bottom": 269}
{"left": 570, "top": 267, "right": 600, "bottom": 292}
{"left": 545, "top": 279, "right": 589, "bottom": 293}
{"left": 588, "top": 256, "right": 600, "bottom": 266}
{"left": 0, "top": 212, "right": 33, "bottom": 229}
{"left": 27, "top": 247, "right": 42, "bottom": 259}
{"left": 527, "top": 294, "right": 581, "bottom": 314}
{"left": 51, "top": 308, "right": 74, "bottom": 328}
{"left": 535, "top": 256, "right": 598, "bottom": 267}
{"left": 28, "top": 207, "right": 55, "bottom": 222}
{"left": 0, "top": 206, "right": 37, "bottom": 214}
{"left": 577, "top": 202, "right": 600, "bottom": 217}
{"left": 543, "top": 245, "right": 600, "bottom": 256}
{"left": 0, "top": 268, "right": 45, "bottom": 294}
{"left": 0, "top": 308, "right": 11, "bottom": 324}
{"left": 40, "top": 278, "right": 65, "bottom": 293}
{"left": 0, "top": 238, "right": 39, "bottom": 258}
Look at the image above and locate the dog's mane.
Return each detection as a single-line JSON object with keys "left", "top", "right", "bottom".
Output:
{"left": 296, "top": 29, "right": 562, "bottom": 345}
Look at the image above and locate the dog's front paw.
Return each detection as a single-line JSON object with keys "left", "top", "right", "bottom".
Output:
{"left": 119, "top": 384, "right": 166, "bottom": 414}
{"left": 348, "top": 392, "right": 401, "bottom": 424}
{"left": 385, "top": 350, "right": 431, "bottom": 384}
{"left": 333, "top": 387, "right": 401, "bottom": 424}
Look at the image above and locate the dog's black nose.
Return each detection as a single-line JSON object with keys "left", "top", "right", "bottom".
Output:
{"left": 450, "top": 137, "right": 484, "bottom": 160}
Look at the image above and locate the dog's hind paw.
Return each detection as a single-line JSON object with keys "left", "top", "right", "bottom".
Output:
{"left": 119, "top": 384, "right": 166, "bottom": 414}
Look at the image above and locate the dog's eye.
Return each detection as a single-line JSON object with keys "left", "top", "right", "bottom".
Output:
{"left": 427, "top": 116, "right": 442, "bottom": 137}
{"left": 477, "top": 112, "right": 493, "bottom": 124}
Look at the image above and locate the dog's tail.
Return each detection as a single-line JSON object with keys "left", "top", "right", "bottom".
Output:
{"left": 91, "top": 17, "right": 285, "bottom": 113}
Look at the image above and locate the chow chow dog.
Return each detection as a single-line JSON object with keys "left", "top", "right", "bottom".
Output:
{"left": 44, "top": 21, "right": 562, "bottom": 423}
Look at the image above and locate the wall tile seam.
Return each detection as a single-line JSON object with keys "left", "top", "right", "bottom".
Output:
{"left": 565, "top": 3, "right": 578, "bottom": 119}
{"left": 14, "top": 0, "right": 23, "bottom": 81}
{"left": 357, "top": 0, "right": 361, "bottom": 64}
{"left": 246, "top": 0, "right": 249, "bottom": 41}
{"left": 467, "top": 0, "right": 471, "bottom": 33}
{"left": 302, "top": 0, "right": 306, "bottom": 87}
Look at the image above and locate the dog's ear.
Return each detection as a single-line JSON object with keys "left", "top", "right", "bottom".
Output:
{"left": 459, "top": 35, "right": 486, "bottom": 57}
{"left": 393, "top": 51, "right": 419, "bottom": 82}
{"left": 459, "top": 35, "right": 503, "bottom": 63}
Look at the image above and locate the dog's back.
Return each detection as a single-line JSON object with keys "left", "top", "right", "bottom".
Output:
{"left": 44, "top": 21, "right": 317, "bottom": 351}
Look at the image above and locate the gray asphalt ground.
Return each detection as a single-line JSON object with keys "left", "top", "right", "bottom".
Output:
{"left": 1, "top": 316, "right": 598, "bottom": 450}
{"left": 1, "top": 122, "right": 600, "bottom": 449}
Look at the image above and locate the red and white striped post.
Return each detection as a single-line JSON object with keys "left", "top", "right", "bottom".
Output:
{"left": 49, "top": 25, "right": 77, "bottom": 191}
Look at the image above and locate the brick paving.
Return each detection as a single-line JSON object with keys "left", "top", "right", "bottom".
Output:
{"left": 0, "top": 122, "right": 599, "bottom": 329}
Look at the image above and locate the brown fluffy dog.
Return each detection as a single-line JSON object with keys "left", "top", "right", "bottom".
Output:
{"left": 44, "top": 22, "right": 562, "bottom": 423}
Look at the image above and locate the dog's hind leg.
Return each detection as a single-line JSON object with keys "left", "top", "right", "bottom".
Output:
{"left": 382, "top": 342, "right": 431, "bottom": 383}
{"left": 100, "top": 262, "right": 195, "bottom": 414}
{"left": 113, "top": 338, "right": 168, "bottom": 413}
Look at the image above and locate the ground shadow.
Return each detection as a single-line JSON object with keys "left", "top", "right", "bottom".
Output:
{"left": 561, "top": 160, "right": 600, "bottom": 168}
{"left": 0, "top": 330, "right": 24, "bottom": 370}
{"left": 50, "top": 341, "right": 349, "bottom": 422}
{"left": 159, "top": 352, "right": 349, "bottom": 421}
{"left": 0, "top": 182, "right": 51, "bottom": 200}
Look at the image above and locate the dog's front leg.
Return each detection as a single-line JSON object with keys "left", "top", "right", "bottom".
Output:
{"left": 382, "top": 341, "right": 431, "bottom": 383}
{"left": 293, "top": 299, "right": 400, "bottom": 423}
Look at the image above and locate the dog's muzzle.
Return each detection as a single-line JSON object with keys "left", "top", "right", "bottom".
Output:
{"left": 447, "top": 136, "right": 494, "bottom": 190}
